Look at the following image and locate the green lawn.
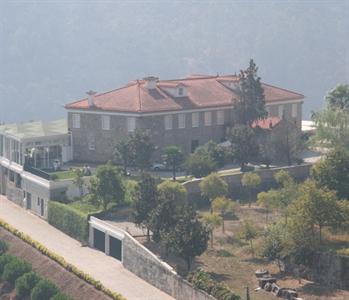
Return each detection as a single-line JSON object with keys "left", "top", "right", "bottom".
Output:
{"left": 68, "top": 200, "right": 102, "bottom": 214}
{"left": 46, "top": 169, "right": 76, "bottom": 180}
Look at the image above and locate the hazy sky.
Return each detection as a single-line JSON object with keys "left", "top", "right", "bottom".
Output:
{"left": 0, "top": 0, "right": 348, "bottom": 122}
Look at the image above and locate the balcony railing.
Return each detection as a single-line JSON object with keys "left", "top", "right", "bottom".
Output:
{"left": 23, "top": 163, "right": 52, "bottom": 181}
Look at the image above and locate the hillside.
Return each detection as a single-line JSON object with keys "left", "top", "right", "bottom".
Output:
{"left": 0, "top": 1, "right": 348, "bottom": 123}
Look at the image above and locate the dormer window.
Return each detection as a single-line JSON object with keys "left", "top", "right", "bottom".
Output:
{"left": 178, "top": 87, "right": 184, "bottom": 96}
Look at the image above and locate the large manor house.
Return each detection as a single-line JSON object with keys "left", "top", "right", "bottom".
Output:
{"left": 65, "top": 74, "right": 304, "bottom": 162}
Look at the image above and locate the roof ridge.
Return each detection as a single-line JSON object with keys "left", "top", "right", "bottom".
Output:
{"left": 261, "top": 82, "right": 305, "bottom": 98}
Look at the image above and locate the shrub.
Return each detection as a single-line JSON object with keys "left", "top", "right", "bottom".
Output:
{"left": 15, "top": 271, "right": 41, "bottom": 298}
{"left": 31, "top": 279, "right": 59, "bottom": 300}
{"left": 48, "top": 201, "right": 88, "bottom": 242}
{"left": 0, "top": 253, "right": 16, "bottom": 276}
{"left": 50, "top": 293, "right": 75, "bottom": 300}
{"left": 2, "top": 258, "right": 31, "bottom": 284}
{"left": 0, "top": 239, "right": 8, "bottom": 254}
{"left": 188, "top": 269, "right": 240, "bottom": 300}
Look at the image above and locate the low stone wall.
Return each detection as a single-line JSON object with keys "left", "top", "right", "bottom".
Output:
{"left": 289, "top": 252, "right": 349, "bottom": 289}
{"left": 89, "top": 217, "right": 215, "bottom": 300}
{"left": 183, "top": 164, "right": 312, "bottom": 199}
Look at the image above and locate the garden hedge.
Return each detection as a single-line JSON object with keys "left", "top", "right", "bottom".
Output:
{"left": 0, "top": 219, "right": 125, "bottom": 300}
{"left": 48, "top": 201, "right": 88, "bottom": 242}
{"left": 2, "top": 258, "right": 31, "bottom": 284}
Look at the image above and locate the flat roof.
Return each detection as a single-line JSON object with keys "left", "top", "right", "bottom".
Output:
{"left": 0, "top": 119, "right": 68, "bottom": 140}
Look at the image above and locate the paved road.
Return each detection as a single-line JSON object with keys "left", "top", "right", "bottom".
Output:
{"left": 0, "top": 196, "right": 174, "bottom": 300}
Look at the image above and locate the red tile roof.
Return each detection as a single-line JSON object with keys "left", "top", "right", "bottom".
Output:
{"left": 65, "top": 75, "right": 304, "bottom": 113}
{"left": 252, "top": 117, "right": 281, "bottom": 130}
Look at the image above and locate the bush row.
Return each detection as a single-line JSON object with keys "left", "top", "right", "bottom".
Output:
{"left": 188, "top": 269, "right": 241, "bottom": 300}
{"left": 48, "top": 201, "right": 89, "bottom": 242}
{"left": 0, "top": 241, "right": 73, "bottom": 300}
{"left": 0, "top": 219, "right": 125, "bottom": 300}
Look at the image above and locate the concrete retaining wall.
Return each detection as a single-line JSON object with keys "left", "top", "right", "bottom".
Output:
{"left": 89, "top": 217, "right": 215, "bottom": 300}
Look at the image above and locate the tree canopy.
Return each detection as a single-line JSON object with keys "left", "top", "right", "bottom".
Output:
{"left": 325, "top": 84, "right": 349, "bottom": 110}
{"left": 227, "top": 124, "right": 259, "bottom": 170}
{"left": 132, "top": 174, "right": 157, "bottom": 240}
{"left": 88, "top": 163, "right": 125, "bottom": 210}
{"left": 163, "top": 145, "right": 184, "bottom": 180}
{"left": 311, "top": 147, "right": 349, "bottom": 200}
{"left": 233, "top": 59, "right": 267, "bottom": 126}
{"left": 200, "top": 173, "right": 228, "bottom": 208}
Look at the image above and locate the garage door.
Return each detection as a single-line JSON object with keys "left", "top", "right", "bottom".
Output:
{"left": 93, "top": 228, "right": 105, "bottom": 252}
{"left": 109, "top": 236, "right": 122, "bottom": 261}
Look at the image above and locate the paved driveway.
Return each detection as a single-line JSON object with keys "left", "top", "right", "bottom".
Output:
{"left": 0, "top": 196, "right": 174, "bottom": 300}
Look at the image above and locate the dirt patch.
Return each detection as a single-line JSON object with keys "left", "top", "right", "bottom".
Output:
{"left": 0, "top": 228, "right": 111, "bottom": 300}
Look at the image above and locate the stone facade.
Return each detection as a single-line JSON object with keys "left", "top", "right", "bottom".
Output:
{"left": 68, "top": 101, "right": 302, "bottom": 163}
{"left": 183, "top": 164, "right": 311, "bottom": 199}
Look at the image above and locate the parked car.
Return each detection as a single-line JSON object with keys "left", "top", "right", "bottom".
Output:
{"left": 151, "top": 163, "right": 167, "bottom": 171}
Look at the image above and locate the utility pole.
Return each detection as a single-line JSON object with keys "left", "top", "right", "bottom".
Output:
{"left": 246, "top": 286, "right": 250, "bottom": 300}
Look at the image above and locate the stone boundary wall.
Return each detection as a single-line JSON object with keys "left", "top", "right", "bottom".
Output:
{"left": 286, "top": 252, "right": 349, "bottom": 289}
{"left": 183, "top": 164, "right": 312, "bottom": 198}
{"left": 89, "top": 217, "right": 215, "bottom": 300}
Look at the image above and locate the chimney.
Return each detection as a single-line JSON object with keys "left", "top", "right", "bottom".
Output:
{"left": 86, "top": 90, "right": 97, "bottom": 107}
{"left": 143, "top": 76, "right": 158, "bottom": 89}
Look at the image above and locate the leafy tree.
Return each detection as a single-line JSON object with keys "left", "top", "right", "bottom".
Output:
{"left": 233, "top": 59, "right": 267, "bottom": 126}
{"left": 200, "top": 173, "right": 228, "bottom": 212}
{"left": 73, "top": 168, "right": 85, "bottom": 198}
{"left": 150, "top": 181, "right": 187, "bottom": 246}
{"left": 311, "top": 108, "right": 349, "bottom": 148}
{"left": 257, "top": 190, "right": 278, "bottom": 224}
{"left": 239, "top": 220, "right": 258, "bottom": 256}
{"left": 311, "top": 147, "right": 349, "bottom": 199}
{"left": 212, "top": 196, "right": 235, "bottom": 233}
{"left": 30, "top": 279, "right": 59, "bottom": 300}
{"left": 185, "top": 150, "right": 216, "bottom": 178}
{"left": 15, "top": 271, "right": 41, "bottom": 299}
{"left": 203, "top": 213, "right": 222, "bottom": 248}
{"left": 273, "top": 170, "right": 300, "bottom": 225}
{"left": 114, "top": 137, "right": 134, "bottom": 175}
{"left": 169, "top": 206, "right": 209, "bottom": 270}
{"left": 227, "top": 124, "right": 259, "bottom": 170}
{"left": 293, "top": 180, "right": 340, "bottom": 244}
{"left": 163, "top": 145, "right": 184, "bottom": 180}
{"left": 194, "top": 141, "right": 229, "bottom": 169}
{"left": 132, "top": 174, "right": 158, "bottom": 241}
{"left": 261, "top": 223, "right": 286, "bottom": 271}
{"left": 325, "top": 84, "right": 349, "bottom": 110}
{"left": 88, "top": 163, "right": 125, "bottom": 210}
{"left": 241, "top": 172, "right": 261, "bottom": 207}
{"left": 130, "top": 130, "right": 155, "bottom": 172}
{"left": 0, "top": 254, "right": 16, "bottom": 276}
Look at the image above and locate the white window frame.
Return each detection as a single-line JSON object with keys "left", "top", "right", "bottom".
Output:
{"left": 178, "top": 113, "right": 186, "bottom": 129}
{"left": 72, "top": 113, "right": 80, "bottom": 129}
{"left": 88, "top": 136, "right": 95, "bottom": 151}
{"left": 192, "top": 112, "right": 199, "bottom": 128}
{"left": 164, "top": 115, "right": 173, "bottom": 130}
{"left": 278, "top": 105, "right": 284, "bottom": 118}
{"left": 217, "top": 110, "right": 224, "bottom": 125}
{"left": 291, "top": 103, "right": 297, "bottom": 118}
{"left": 101, "top": 115, "right": 110, "bottom": 130}
{"left": 204, "top": 111, "right": 212, "bottom": 126}
{"left": 127, "top": 117, "right": 136, "bottom": 132}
